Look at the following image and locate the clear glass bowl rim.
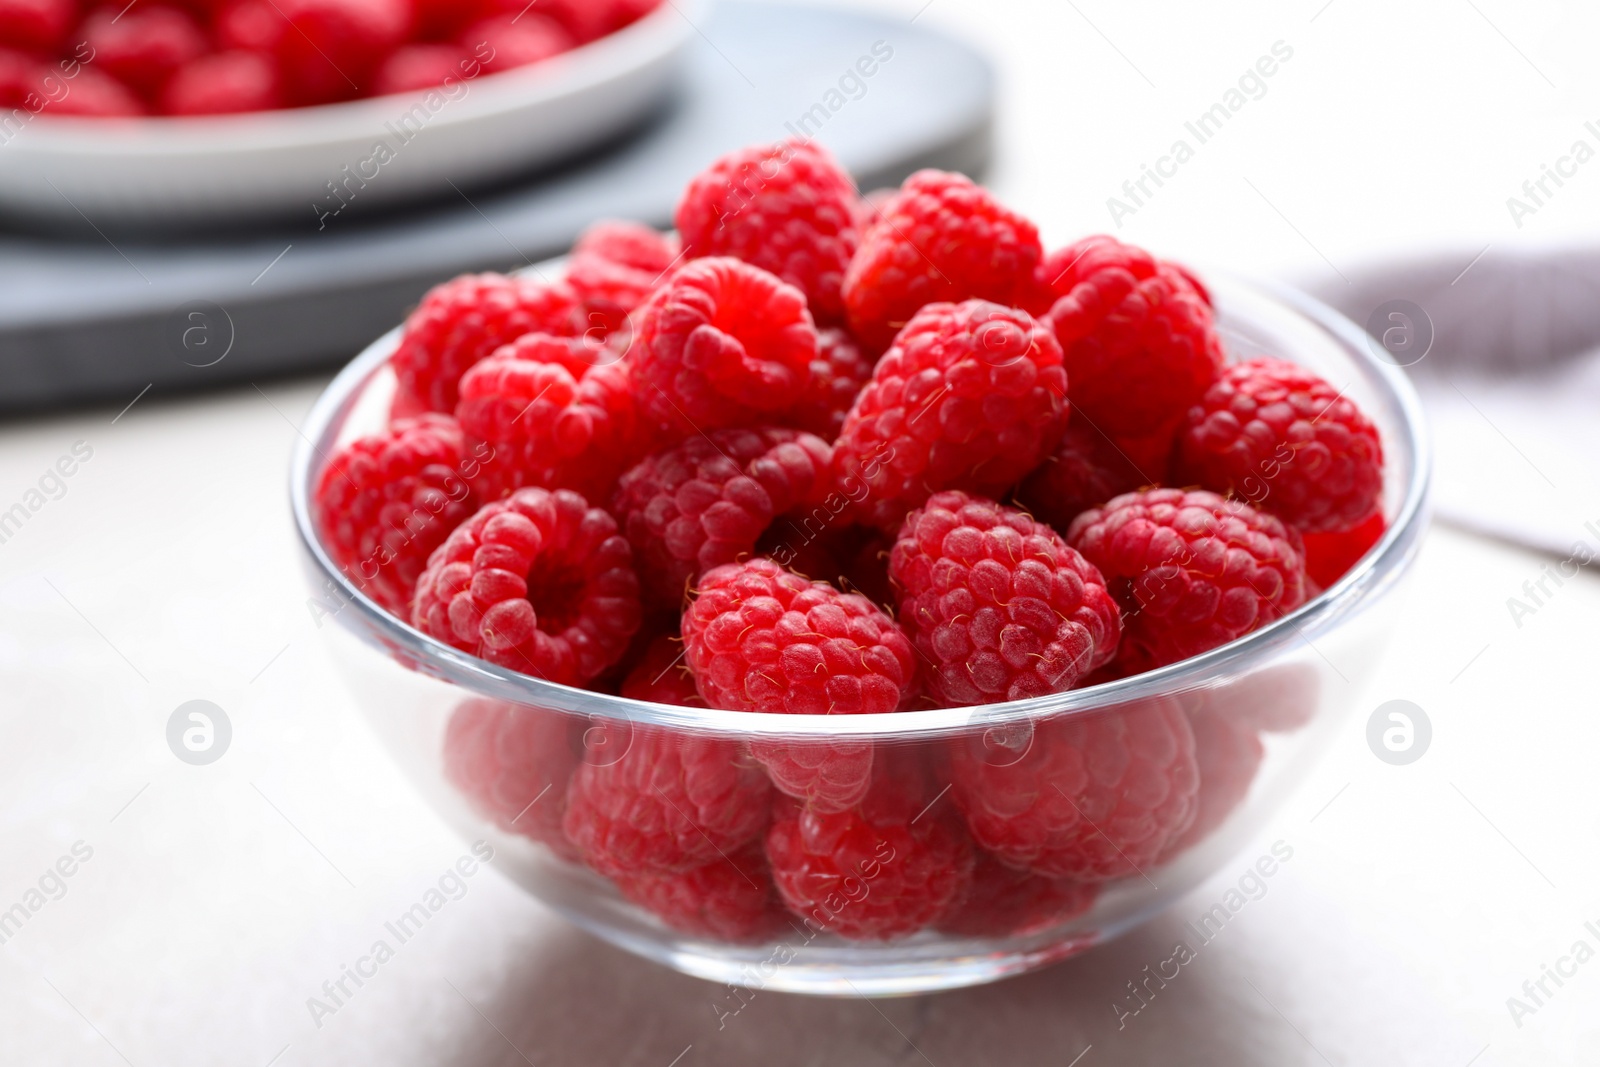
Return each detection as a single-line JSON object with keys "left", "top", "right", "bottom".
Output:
{"left": 289, "top": 271, "right": 1433, "bottom": 740}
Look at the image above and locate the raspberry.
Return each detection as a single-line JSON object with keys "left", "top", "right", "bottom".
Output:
{"left": 765, "top": 752, "right": 973, "bottom": 940}
{"left": 619, "top": 633, "right": 703, "bottom": 706}
{"left": 682, "top": 558, "right": 917, "bottom": 810}
{"left": 0, "top": 0, "right": 71, "bottom": 55}
{"left": 443, "top": 697, "right": 581, "bottom": 860}
{"left": 372, "top": 43, "right": 469, "bottom": 95}
{"left": 683, "top": 557, "right": 917, "bottom": 716}
{"left": 842, "top": 170, "right": 1042, "bottom": 352}
{"left": 949, "top": 697, "right": 1200, "bottom": 881}
{"left": 611, "top": 427, "right": 833, "bottom": 610}
{"left": 1016, "top": 417, "right": 1153, "bottom": 538}
{"left": 832, "top": 300, "right": 1068, "bottom": 532}
{"left": 81, "top": 5, "right": 206, "bottom": 101}
{"left": 46, "top": 69, "right": 145, "bottom": 116}
{"left": 890, "top": 491, "right": 1122, "bottom": 706}
{"left": 1038, "top": 236, "right": 1223, "bottom": 439}
{"left": 391, "top": 273, "right": 585, "bottom": 416}
{"left": 539, "top": 0, "right": 660, "bottom": 42}
{"left": 462, "top": 14, "right": 573, "bottom": 75}
{"left": 629, "top": 257, "right": 817, "bottom": 440}
{"left": 314, "top": 414, "right": 482, "bottom": 616}
{"left": 615, "top": 845, "right": 788, "bottom": 943}
{"left": 1302, "top": 509, "right": 1386, "bottom": 589}
{"left": 562, "top": 725, "right": 771, "bottom": 875}
{"left": 1067, "top": 489, "right": 1309, "bottom": 668}
{"left": 676, "top": 138, "right": 861, "bottom": 325}
{"left": 215, "top": 0, "right": 281, "bottom": 51}
{"left": 1161, "top": 702, "right": 1263, "bottom": 858}
{"left": 455, "top": 332, "right": 646, "bottom": 505}
{"left": 269, "top": 0, "right": 411, "bottom": 105}
{"left": 1196, "top": 663, "right": 1320, "bottom": 735}
{"left": 788, "top": 327, "right": 874, "bottom": 441}
{"left": 0, "top": 48, "right": 41, "bottom": 108}
{"left": 936, "top": 851, "right": 1098, "bottom": 938}
{"left": 411, "top": 487, "right": 642, "bottom": 685}
{"left": 565, "top": 220, "right": 680, "bottom": 342}
{"left": 1175, "top": 358, "right": 1384, "bottom": 534}
{"left": 161, "top": 51, "right": 283, "bottom": 114}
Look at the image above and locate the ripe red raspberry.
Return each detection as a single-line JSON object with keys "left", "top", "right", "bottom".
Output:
{"left": 949, "top": 697, "right": 1200, "bottom": 881}
{"left": 443, "top": 697, "right": 581, "bottom": 860}
{"left": 890, "top": 491, "right": 1121, "bottom": 706}
{"left": 936, "top": 851, "right": 1098, "bottom": 938}
{"left": 455, "top": 332, "right": 646, "bottom": 505}
{"left": 215, "top": 0, "right": 281, "bottom": 51}
{"left": 615, "top": 845, "right": 788, "bottom": 943}
{"left": 832, "top": 300, "right": 1068, "bottom": 532}
{"left": 788, "top": 327, "right": 873, "bottom": 441}
{"left": 842, "top": 170, "right": 1042, "bottom": 353}
{"left": 565, "top": 220, "right": 680, "bottom": 341}
{"left": 81, "top": 5, "right": 206, "bottom": 101}
{"left": 1038, "top": 236, "right": 1223, "bottom": 439}
{"left": 411, "top": 487, "right": 642, "bottom": 684}
{"left": 271, "top": 0, "right": 411, "bottom": 105}
{"left": 462, "top": 13, "right": 573, "bottom": 74}
{"left": 162, "top": 51, "right": 283, "bottom": 115}
{"left": 630, "top": 257, "right": 817, "bottom": 440}
{"left": 611, "top": 427, "right": 834, "bottom": 611}
{"left": 314, "top": 414, "right": 481, "bottom": 616}
{"left": 562, "top": 725, "right": 771, "bottom": 875}
{"left": 392, "top": 273, "right": 585, "bottom": 417}
{"left": 766, "top": 752, "right": 974, "bottom": 940}
{"left": 1161, "top": 703, "right": 1263, "bottom": 858}
{"left": 540, "top": 0, "right": 660, "bottom": 42}
{"left": 47, "top": 69, "right": 145, "bottom": 116}
{"left": 1302, "top": 509, "right": 1385, "bottom": 589}
{"left": 372, "top": 43, "right": 469, "bottom": 95}
{"left": 1175, "top": 358, "right": 1384, "bottom": 535}
{"left": 1016, "top": 417, "right": 1153, "bottom": 537}
{"left": 1068, "top": 488, "right": 1309, "bottom": 668}
{"left": 0, "top": 47, "right": 41, "bottom": 108}
{"left": 683, "top": 558, "right": 917, "bottom": 810}
{"left": 619, "top": 633, "right": 703, "bottom": 706}
{"left": 676, "top": 138, "right": 861, "bottom": 326}
{"left": 0, "top": 0, "right": 71, "bottom": 55}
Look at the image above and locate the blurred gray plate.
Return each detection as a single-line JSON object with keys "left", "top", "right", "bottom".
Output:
{"left": 0, "top": 0, "right": 993, "bottom": 413}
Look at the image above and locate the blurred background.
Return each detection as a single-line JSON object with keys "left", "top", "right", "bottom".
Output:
{"left": 2, "top": 0, "right": 1598, "bottom": 1063}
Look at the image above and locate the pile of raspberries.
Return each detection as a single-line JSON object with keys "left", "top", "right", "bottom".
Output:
{"left": 317, "top": 138, "right": 1383, "bottom": 943}
{"left": 0, "top": 0, "right": 657, "bottom": 116}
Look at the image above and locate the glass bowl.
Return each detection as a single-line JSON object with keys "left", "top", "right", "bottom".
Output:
{"left": 289, "top": 271, "right": 1430, "bottom": 996}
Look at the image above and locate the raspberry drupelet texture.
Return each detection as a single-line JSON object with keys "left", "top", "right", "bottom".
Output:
{"left": 81, "top": 5, "right": 206, "bottom": 101}
{"left": 676, "top": 138, "right": 862, "bottom": 325}
{"left": 949, "top": 697, "right": 1200, "bottom": 881}
{"left": 562, "top": 725, "right": 771, "bottom": 876}
{"left": 615, "top": 845, "right": 789, "bottom": 942}
{"left": 936, "top": 850, "right": 1098, "bottom": 938}
{"left": 1160, "top": 702, "right": 1264, "bottom": 857}
{"left": 889, "top": 491, "right": 1122, "bottom": 706}
{"left": 162, "top": 50, "right": 282, "bottom": 115}
{"left": 411, "top": 487, "right": 641, "bottom": 685}
{"left": 1037, "top": 235, "right": 1223, "bottom": 440}
{"left": 843, "top": 170, "right": 1042, "bottom": 353}
{"left": 630, "top": 257, "right": 818, "bottom": 440}
{"left": 392, "top": 273, "right": 586, "bottom": 417}
{"left": 611, "top": 427, "right": 834, "bottom": 611}
{"left": 454, "top": 332, "right": 647, "bottom": 504}
{"left": 682, "top": 558, "right": 918, "bottom": 810}
{"left": 766, "top": 751, "right": 974, "bottom": 940}
{"left": 315, "top": 413, "right": 482, "bottom": 615}
{"left": 45, "top": 68, "right": 144, "bottom": 115}
{"left": 565, "top": 220, "right": 681, "bottom": 341}
{"left": 443, "top": 698, "right": 581, "bottom": 860}
{"left": 788, "top": 327, "right": 875, "bottom": 441}
{"left": 832, "top": 300, "right": 1069, "bottom": 533}
{"left": 1067, "top": 488, "right": 1309, "bottom": 669}
{"left": 1175, "top": 357, "right": 1385, "bottom": 534}
{"left": 1302, "top": 509, "right": 1386, "bottom": 589}
{"left": 1015, "top": 417, "right": 1155, "bottom": 536}
{"left": 267, "top": 0, "right": 411, "bottom": 105}
{"left": 619, "top": 634, "right": 705, "bottom": 706}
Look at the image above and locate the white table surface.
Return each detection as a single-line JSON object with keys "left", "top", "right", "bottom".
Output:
{"left": 4, "top": 1, "right": 1600, "bottom": 1064}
